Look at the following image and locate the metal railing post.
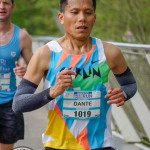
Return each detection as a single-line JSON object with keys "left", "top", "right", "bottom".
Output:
{"left": 145, "top": 50, "right": 150, "bottom": 65}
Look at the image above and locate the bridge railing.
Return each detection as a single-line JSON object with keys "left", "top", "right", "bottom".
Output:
{"left": 107, "top": 42, "right": 150, "bottom": 147}
{"left": 32, "top": 36, "right": 150, "bottom": 147}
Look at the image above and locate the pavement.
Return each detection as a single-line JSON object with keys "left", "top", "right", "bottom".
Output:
{"left": 14, "top": 106, "right": 47, "bottom": 150}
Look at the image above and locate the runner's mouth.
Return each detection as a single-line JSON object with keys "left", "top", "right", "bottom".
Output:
{"left": 0, "top": 11, "right": 6, "bottom": 15}
{"left": 76, "top": 26, "right": 88, "bottom": 29}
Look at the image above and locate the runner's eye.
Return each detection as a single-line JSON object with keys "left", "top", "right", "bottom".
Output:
{"left": 71, "top": 11, "right": 78, "bottom": 14}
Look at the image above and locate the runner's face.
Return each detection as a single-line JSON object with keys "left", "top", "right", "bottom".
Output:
{"left": 0, "top": 0, "right": 14, "bottom": 22}
{"left": 58, "top": 0, "right": 96, "bottom": 40}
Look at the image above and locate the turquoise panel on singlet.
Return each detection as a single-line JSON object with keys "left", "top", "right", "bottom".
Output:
{"left": 0, "top": 25, "right": 21, "bottom": 104}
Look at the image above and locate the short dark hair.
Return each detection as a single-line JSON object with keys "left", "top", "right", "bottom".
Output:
{"left": 59, "top": 0, "right": 96, "bottom": 12}
{"left": 11, "top": 0, "right": 14, "bottom": 4}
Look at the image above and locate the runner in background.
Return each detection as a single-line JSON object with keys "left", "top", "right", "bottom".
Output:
{"left": 0, "top": 0, "right": 32, "bottom": 149}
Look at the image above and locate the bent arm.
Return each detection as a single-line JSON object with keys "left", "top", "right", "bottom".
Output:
{"left": 13, "top": 45, "right": 51, "bottom": 113}
{"left": 20, "top": 29, "right": 33, "bottom": 64}
{"left": 12, "top": 78, "right": 53, "bottom": 113}
{"left": 104, "top": 42, "right": 137, "bottom": 106}
{"left": 114, "top": 67, "right": 137, "bottom": 101}
{"left": 13, "top": 45, "right": 76, "bottom": 113}
{"left": 14, "top": 29, "right": 33, "bottom": 78}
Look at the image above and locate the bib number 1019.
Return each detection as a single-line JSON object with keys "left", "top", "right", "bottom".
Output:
{"left": 74, "top": 110, "right": 91, "bottom": 118}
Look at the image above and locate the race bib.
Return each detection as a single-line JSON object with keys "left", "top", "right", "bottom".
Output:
{"left": 0, "top": 73, "right": 11, "bottom": 91}
{"left": 63, "top": 91, "right": 101, "bottom": 120}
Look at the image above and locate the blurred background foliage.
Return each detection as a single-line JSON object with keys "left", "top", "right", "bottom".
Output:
{"left": 12, "top": 0, "right": 150, "bottom": 44}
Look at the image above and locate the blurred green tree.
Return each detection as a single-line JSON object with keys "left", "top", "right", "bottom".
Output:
{"left": 12, "top": 0, "right": 150, "bottom": 43}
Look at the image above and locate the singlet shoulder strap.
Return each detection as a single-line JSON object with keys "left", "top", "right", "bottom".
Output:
{"left": 95, "top": 38, "right": 106, "bottom": 62}
{"left": 46, "top": 40, "right": 62, "bottom": 52}
{"left": 12, "top": 24, "right": 20, "bottom": 36}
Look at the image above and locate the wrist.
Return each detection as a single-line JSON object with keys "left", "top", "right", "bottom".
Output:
{"left": 122, "top": 91, "right": 128, "bottom": 101}
{"left": 49, "top": 87, "right": 56, "bottom": 99}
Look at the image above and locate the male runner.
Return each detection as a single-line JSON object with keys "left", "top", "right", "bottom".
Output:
{"left": 0, "top": 0, "right": 32, "bottom": 149}
{"left": 13, "top": 0, "right": 137, "bottom": 149}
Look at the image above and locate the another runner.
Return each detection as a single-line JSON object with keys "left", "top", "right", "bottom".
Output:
{"left": 0, "top": 0, "right": 32, "bottom": 149}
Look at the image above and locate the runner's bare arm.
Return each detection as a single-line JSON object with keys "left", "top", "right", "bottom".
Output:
{"left": 23, "top": 45, "right": 50, "bottom": 84}
{"left": 20, "top": 29, "right": 33, "bottom": 64}
{"left": 13, "top": 29, "right": 33, "bottom": 78}
{"left": 104, "top": 42, "right": 127, "bottom": 74}
{"left": 12, "top": 45, "right": 51, "bottom": 112}
{"left": 104, "top": 42, "right": 137, "bottom": 106}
